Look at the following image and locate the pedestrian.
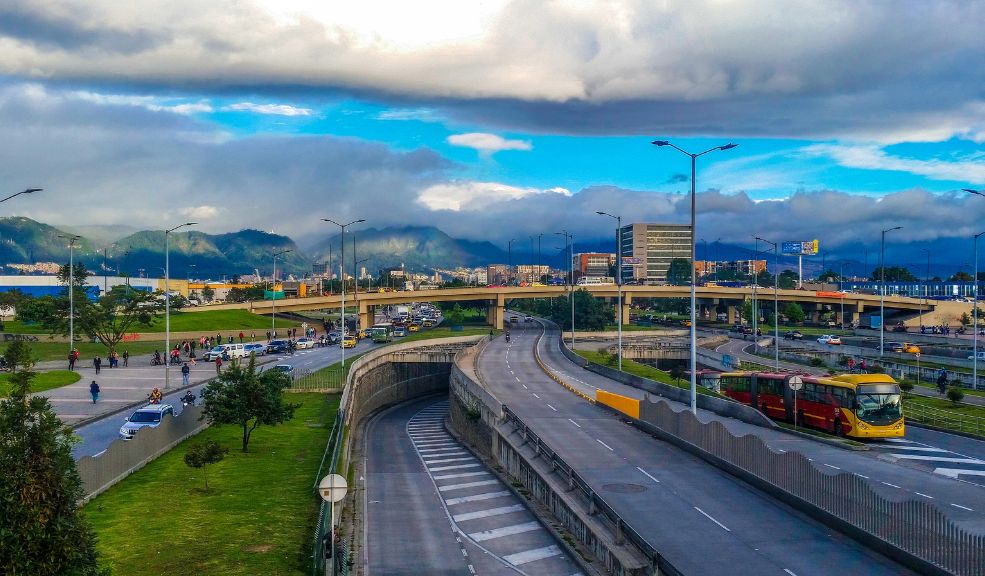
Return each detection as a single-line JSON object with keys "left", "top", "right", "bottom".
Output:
{"left": 122, "top": 349, "right": 129, "bottom": 367}
{"left": 847, "top": 358, "right": 855, "bottom": 373}
{"left": 68, "top": 350, "right": 76, "bottom": 370}
{"left": 266, "top": 330, "right": 271, "bottom": 341}
{"left": 181, "top": 362, "right": 190, "bottom": 386}
{"left": 859, "top": 358, "right": 867, "bottom": 373}
{"left": 216, "top": 332, "right": 222, "bottom": 345}
{"left": 228, "top": 335, "right": 233, "bottom": 344}
{"left": 937, "top": 368, "right": 948, "bottom": 395}
{"left": 93, "top": 356, "right": 102, "bottom": 375}
{"left": 89, "top": 380, "right": 100, "bottom": 404}
{"left": 109, "top": 350, "right": 118, "bottom": 368}
{"left": 189, "top": 348, "right": 196, "bottom": 365}
{"left": 239, "top": 331, "right": 244, "bottom": 343}
{"left": 215, "top": 356, "right": 223, "bottom": 374}
{"left": 251, "top": 331, "right": 256, "bottom": 342}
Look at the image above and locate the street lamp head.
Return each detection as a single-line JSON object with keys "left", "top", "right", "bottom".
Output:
{"left": 719, "top": 143, "right": 738, "bottom": 150}
{"left": 651, "top": 140, "right": 670, "bottom": 146}
{"left": 962, "top": 188, "right": 985, "bottom": 197}
{"left": 24, "top": 188, "right": 42, "bottom": 193}
{"left": 355, "top": 219, "right": 366, "bottom": 224}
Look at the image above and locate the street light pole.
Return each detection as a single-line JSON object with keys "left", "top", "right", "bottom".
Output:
{"left": 58, "top": 234, "right": 81, "bottom": 360}
{"left": 0, "top": 188, "right": 42, "bottom": 204}
{"left": 555, "top": 231, "right": 575, "bottom": 348}
{"left": 322, "top": 218, "right": 365, "bottom": 369}
{"left": 653, "top": 139, "right": 738, "bottom": 414}
{"left": 963, "top": 190, "right": 985, "bottom": 390}
{"left": 755, "top": 236, "right": 779, "bottom": 371}
{"left": 880, "top": 226, "right": 902, "bottom": 359}
{"left": 508, "top": 238, "right": 516, "bottom": 285}
{"left": 165, "top": 222, "right": 196, "bottom": 389}
{"left": 596, "top": 211, "right": 623, "bottom": 370}
{"left": 272, "top": 249, "right": 292, "bottom": 339}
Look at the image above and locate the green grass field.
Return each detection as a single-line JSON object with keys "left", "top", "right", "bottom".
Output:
{"left": 0, "top": 369, "right": 80, "bottom": 397}
{"left": 905, "top": 394, "right": 985, "bottom": 418}
{"left": 574, "top": 350, "right": 725, "bottom": 398}
{"left": 10, "top": 340, "right": 164, "bottom": 363}
{"left": 398, "top": 326, "right": 498, "bottom": 343}
{"left": 86, "top": 393, "right": 338, "bottom": 576}
{"left": 4, "top": 309, "right": 299, "bottom": 336}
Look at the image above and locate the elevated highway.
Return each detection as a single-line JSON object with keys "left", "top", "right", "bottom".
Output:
{"left": 188, "top": 285, "right": 931, "bottom": 330}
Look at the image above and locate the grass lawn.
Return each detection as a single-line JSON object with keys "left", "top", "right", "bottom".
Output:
{"left": 398, "top": 326, "right": 498, "bottom": 343}
{"left": 4, "top": 309, "right": 299, "bottom": 336}
{"left": 10, "top": 340, "right": 164, "bottom": 363}
{"left": 86, "top": 393, "right": 339, "bottom": 576}
{"left": 0, "top": 369, "right": 80, "bottom": 397}
{"left": 904, "top": 394, "right": 985, "bottom": 418}
{"left": 574, "top": 350, "right": 725, "bottom": 398}
{"left": 603, "top": 324, "right": 675, "bottom": 332}
{"left": 908, "top": 380, "right": 985, "bottom": 398}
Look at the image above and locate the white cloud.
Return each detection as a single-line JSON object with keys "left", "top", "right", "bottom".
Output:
{"left": 376, "top": 108, "right": 439, "bottom": 122}
{"left": 70, "top": 91, "right": 213, "bottom": 114}
{"left": 179, "top": 205, "right": 221, "bottom": 219}
{"left": 447, "top": 132, "right": 532, "bottom": 154}
{"left": 223, "top": 102, "right": 313, "bottom": 116}
{"left": 802, "top": 144, "right": 985, "bottom": 183}
{"left": 417, "top": 181, "right": 568, "bottom": 211}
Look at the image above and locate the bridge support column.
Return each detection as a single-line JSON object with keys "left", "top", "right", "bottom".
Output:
{"left": 727, "top": 304, "right": 739, "bottom": 324}
{"left": 487, "top": 294, "right": 505, "bottom": 330}
{"left": 358, "top": 302, "right": 374, "bottom": 330}
{"left": 615, "top": 293, "right": 632, "bottom": 325}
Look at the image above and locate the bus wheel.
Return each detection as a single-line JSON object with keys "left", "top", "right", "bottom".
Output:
{"left": 833, "top": 419, "right": 844, "bottom": 437}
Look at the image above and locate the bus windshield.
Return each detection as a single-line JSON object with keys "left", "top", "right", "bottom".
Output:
{"left": 855, "top": 384, "right": 902, "bottom": 425}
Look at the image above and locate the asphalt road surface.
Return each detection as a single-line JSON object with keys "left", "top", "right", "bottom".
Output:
{"left": 488, "top": 319, "right": 912, "bottom": 576}
{"left": 364, "top": 396, "right": 583, "bottom": 576}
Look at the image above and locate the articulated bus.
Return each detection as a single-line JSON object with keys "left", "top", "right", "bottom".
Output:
{"left": 369, "top": 323, "right": 394, "bottom": 343}
{"left": 718, "top": 372, "right": 904, "bottom": 439}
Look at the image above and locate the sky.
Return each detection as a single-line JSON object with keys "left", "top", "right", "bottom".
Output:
{"left": 0, "top": 0, "right": 984, "bottom": 270}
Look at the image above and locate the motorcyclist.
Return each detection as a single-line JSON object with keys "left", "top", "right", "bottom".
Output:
{"left": 180, "top": 391, "right": 196, "bottom": 406}
{"left": 152, "top": 351, "right": 163, "bottom": 366}
{"left": 148, "top": 387, "right": 163, "bottom": 404}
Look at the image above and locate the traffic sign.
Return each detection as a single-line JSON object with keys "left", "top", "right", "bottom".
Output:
{"left": 788, "top": 375, "right": 804, "bottom": 391}
{"left": 319, "top": 474, "right": 348, "bottom": 503}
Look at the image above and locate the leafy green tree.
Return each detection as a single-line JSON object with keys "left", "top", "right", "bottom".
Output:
{"left": 184, "top": 440, "right": 228, "bottom": 492}
{"left": 740, "top": 300, "right": 753, "bottom": 323}
{"left": 201, "top": 285, "right": 215, "bottom": 303}
{"left": 200, "top": 356, "right": 300, "bottom": 452}
{"left": 778, "top": 270, "right": 799, "bottom": 289}
{"left": 818, "top": 269, "right": 840, "bottom": 282}
{"left": 0, "top": 342, "right": 110, "bottom": 576}
{"left": 445, "top": 304, "right": 466, "bottom": 327}
{"left": 961, "top": 312, "right": 971, "bottom": 326}
{"left": 950, "top": 271, "right": 974, "bottom": 282}
{"left": 869, "top": 266, "right": 917, "bottom": 282}
{"left": 669, "top": 363, "right": 685, "bottom": 383}
{"left": 784, "top": 302, "right": 806, "bottom": 324}
{"left": 666, "top": 258, "right": 692, "bottom": 285}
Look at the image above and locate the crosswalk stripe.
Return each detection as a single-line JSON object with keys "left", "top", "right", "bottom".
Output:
{"left": 445, "top": 491, "right": 512, "bottom": 505}
{"left": 433, "top": 471, "right": 491, "bottom": 480}
{"left": 438, "top": 479, "right": 500, "bottom": 492}
{"left": 452, "top": 504, "right": 523, "bottom": 521}
{"left": 934, "top": 468, "right": 985, "bottom": 478}
{"left": 893, "top": 455, "right": 985, "bottom": 464}
{"left": 425, "top": 457, "right": 474, "bottom": 464}
{"left": 430, "top": 463, "right": 481, "bottom": 472}
{"left": 468, "top": 521, "right": 541, "bottom": 542}
{"left": 502, "top": 545, "right": 562, "bottom": 565}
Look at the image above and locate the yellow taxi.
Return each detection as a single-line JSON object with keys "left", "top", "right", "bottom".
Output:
{"left": 902, "top": 342, "right": 921, "bottom": 354}
{"left": 342, "top": 335, "right": 357, "bottom": 349}
{"left": 408, "top": 323, "right": 421, "bottom": 332}
{"left": 422, "top": 319, "right": 434, "bottom": 328}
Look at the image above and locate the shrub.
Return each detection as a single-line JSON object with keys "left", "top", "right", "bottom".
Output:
{"left": 947, "top": 386, "right": 965, "bottom": 405}
{"left": 836, "top": 355, "right": 849, "bottom": 367}
{"left": 808, "top": 357, "right": 825, "bottom": 367}
{"left": 898, "top": 380, "right": 914, "bottom": 394}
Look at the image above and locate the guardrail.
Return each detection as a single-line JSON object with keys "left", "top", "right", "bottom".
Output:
{"left": 310, "top": 403, "right": 346, "bottom": 576}
{"left": 905, "top": 402, "right": 985, "bottom": 438}
{"left": 501, "top": 405, "right": 681, "bottom": 576}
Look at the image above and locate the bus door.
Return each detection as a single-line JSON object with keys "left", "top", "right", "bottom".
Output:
{"left": 782, "top": 376, "right": 795, "bottom": 423}
{"left": 750, "top": 374, "right": 760, "bottom": 413}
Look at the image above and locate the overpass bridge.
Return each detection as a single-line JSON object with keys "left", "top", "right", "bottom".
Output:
{"left": 189, "top": 285, "right": 932, "bottom": 330}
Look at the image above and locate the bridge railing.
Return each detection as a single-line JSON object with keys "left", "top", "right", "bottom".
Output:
{"left": 500, "top": 405, "right": 682, "bottom": 576}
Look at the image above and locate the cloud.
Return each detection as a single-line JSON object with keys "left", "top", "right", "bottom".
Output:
{"left": 376, "top": 108, "right": 439, "bottom": 122}
{"left": 666, "top": 173, "right": 688, "bottom": 184}
{"left": 417, "top": 181, "right": 567, "bottom": 211}
{"left": 179, "top": 205, "right": 221, "bottom": 219}
{"left": 223, "top": 102, "right": 313, "bottom": 116}
{"left": 802, "top": 144, "right": 985, "bottom": 183}
{"left": 3, "top": 1, "right": 985, "bottom": 141}
{"left": 446, "top": 132, "right": 532, "bottom": 154}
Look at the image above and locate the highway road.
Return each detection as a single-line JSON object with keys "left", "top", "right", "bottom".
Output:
{"left": 483, "top": 319, "right": 912, "bottom": 575}
{"left": 72, "top": 336, "right": 385, "bottom": 460}
{"left": 364, "top": 396, "right": 583, "bottom": 576}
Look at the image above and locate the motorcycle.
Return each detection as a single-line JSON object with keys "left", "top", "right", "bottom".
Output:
{"left": 505, "top": 333, "right": 511, "bottom": 343}
{"left": 150, "top": 356, "right": 164, "bottom": 366}
{"left": 180, "top": 391, "right": 196, "bottom": 407}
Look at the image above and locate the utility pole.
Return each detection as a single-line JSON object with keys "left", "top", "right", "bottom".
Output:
{"left": 58, "top": 234, "right": 81, "bottom": 359}
{"left": 165, "top": 222, "right": 196, "bottom": 389}
{"left": 322, "top": 218, "right": 365, "bottom": 368}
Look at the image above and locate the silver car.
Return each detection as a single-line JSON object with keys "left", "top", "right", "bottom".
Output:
{"left": 119, "top": 404, "right": 175, "bottom": 440}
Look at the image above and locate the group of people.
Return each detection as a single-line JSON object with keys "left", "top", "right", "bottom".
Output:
{"left": 920, "top": 324, "right": 954, "bottom": 335}
{"left": 68, "top": 348, "right": 129, "bottom": 372}
{"left": 844, "top": 357, "right": 868, "bottom": 374}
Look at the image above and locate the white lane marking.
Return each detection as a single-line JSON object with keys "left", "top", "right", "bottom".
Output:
{"left": 515, "top": 376, "right": 521, "bottom": 382}
{"left": 522, "top": 384, "right": 528, "bottom": 389}
{"left": 430, "top": 463, "right": 482, "bottom": 472}
{"left": 823, "top": 464, "right": 841, "bottom": 470}
{"left": 881, "top": 481, "right": 902, "bottom": 489}
{"left": 418, "top": 446, "right": 459, "bottom": 452}
{"left": 420, "top": 451, "right": 467, "bottom": 458}
{"left": 414, "top": 440, "right": 456, "bottom": 446}
{"left": 783, "top": 570, "right": 798, "bottom": 576}
{"left": 93, "top": 449, "right": 107, "bottom": 458}
{"left": 424, "top": 457, "right": 474, "bottom": 465}
{"left": 532, "top": 393, "right": 541, "bottom": 399}
{"left": 853, "top": 473, "right": 870, "bottom": 479}
{"left": 547, "top": 404, "right": 557, "bottom": 412}
{"left": 935, "top": 468, "right": 985, "bottom": 479}
{"left": 882, "top": 445, "right": 949, "bottom": 453}
{"left": 884, "top": 438, "right": 916, "bottom": 443}
{"left": 502, "top": 545, "right": 562, "bottom": 566}
{"left": 596, "top": 439, "right": 614, "bottom": 451}
{"left": 568, "top": 418, "right": 581, "bottom": 428}
{"left": 951, "top": 503, "right": 974, "bottom": 511}
{"left": 636, "top": 467, "right": 660, "bottom": 483}
{"left": 438, "top": 480, "right": 500, "bottom": 492}
{"left": 694, "top": 507, "right": 731, "bottom": 531}
{"left": 468, "top": 521, "right": 541, "bottom": 542}
{"left": 453, "top": 504, "right": 524, "bottom": 522}
{"left": 893, "top": 455, "right": 985, "bottom": 464}
{"left": 915, "top": 492, "right": 934, "bottom": 499}
{"left": 445, "top": 491, "right": 513, "bottom": 505}
{"left": 433, "top": 471, "right": 491, "bottom": 481}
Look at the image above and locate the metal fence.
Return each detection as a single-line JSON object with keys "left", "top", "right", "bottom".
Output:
{"left": 906, "top": 402, "right": 985, "bottom": 438}
{"left": 638, "top": 397, "right": 985, "bottom": 576}
{"left": 291, "top": 366, "right": 345, "bottom": 392}
{"left": 501, "top": 405, "right": 683, "bottom": 576}
{"left": 311, "top": 404, "right": 346, "bottom": 576}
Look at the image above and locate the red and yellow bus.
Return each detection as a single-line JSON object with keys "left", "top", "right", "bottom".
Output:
{"left": 718, "top": 372, "right": 904, "bottom": 439}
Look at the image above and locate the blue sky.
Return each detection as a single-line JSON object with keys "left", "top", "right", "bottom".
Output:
{"left": 0, "top": 1, "right": 984, "bottom": 267}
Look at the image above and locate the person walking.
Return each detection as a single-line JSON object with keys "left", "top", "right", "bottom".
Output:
{"left": 251, "top": 331, "right": 256, "bottom": 342}
{"left": 215, "top": 356, "right": 223, "bottom": 374}
{"left": 266, "top": 330, "right": 271, "bottom": 341}
{"left": 89, "top": 380, "right": 100, "bottom": 404}
{"left": 239, "top": 331, "right": 245, "bottom": 343}
{"left": 68, "top": 350, "right": 76, "bottom": 370}
{"left": 93, "top": 356, "right": 102, "bottom": 375}
{"left": 937, "top": 368, "right": 948, "bottom": 395}
{"left": 122, "top": 349, "right": 129, "bottom": 367}
{"left": 181, "top": 362, "right": 190, "bottom": 386}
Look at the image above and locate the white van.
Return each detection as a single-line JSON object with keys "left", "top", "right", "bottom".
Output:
{"left": 969, "top": 351, "right": 985, "bottom": 361}
{"left": 207, "top": 344, "right": 246, "bottom": 361}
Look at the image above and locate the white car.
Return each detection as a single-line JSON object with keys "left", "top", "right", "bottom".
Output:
{"left": 817, "top": 335, "right": 842, "bottom": 345}
{"left": 295, "top": 337, "right": 316, "bottom": 349}
{"left": 243, "top": 343, "right": 266, "bottom": 356}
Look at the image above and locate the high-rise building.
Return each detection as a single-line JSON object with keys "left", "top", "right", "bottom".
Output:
{"left": 571, "top": 253, "right": 616, "bottom": 280}
{"left": 487, "top": 264, "right": 509, "bottom": 285}
{"left": 619, "top": 223, "right": 693, "bottom": 284}
{"left": 695, "top": 260, "right": 767, "bottom": 277}
{"left": 515, "top": 264, "right": 551, "bottom": 284}
{"left": 312, "top": 262, "right": 329, "bottom": 275}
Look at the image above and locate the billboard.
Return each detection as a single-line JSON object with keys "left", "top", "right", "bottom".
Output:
{"left": 782, "top": 240, "right": 819, "bottom": 256}
{"left": 621, "top": 257, "right": 642, "bottom": 265}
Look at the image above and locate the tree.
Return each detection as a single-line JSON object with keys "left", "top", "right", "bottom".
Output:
{"left": 0, "top": 342, "right": 109, "bottom": 575}
{"left": 201, "top": 285, "right": 215, "bottom": 303}
{"left": 666, "top": 258, "right": 692, "bottom": 285}
{"left": 778, "top": 270, "right": 799, "bottom": 289}
{"left": 818, "top": 269, "right": 840, "bottom": 282}
{"left": 950, "top": 271, "right": 974, "bottom": 282}
{"left": 740, "top": 299, "right": 753, "bottom": 323}
{"left": 869, "top": 266, "right": 917, "bottom": 282}
{"left": 445, "top": 304, "right": 466, "bottom": 327}
{"left": 200, "top": 356, "right": 299, "bottom": 452}
{"left": 184, "top": 440, "right": 228, "bottom": 492}
{"left": 784, "top": 302, "right": 806, "bottom": 324}
{"left": 669, "top": 363, "right": 685, "bottom": 383}
{"left": 961, "top": 312, "right": 971, "bottom": 327}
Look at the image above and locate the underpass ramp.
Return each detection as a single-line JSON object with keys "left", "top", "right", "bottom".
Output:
{"left": 595, "top": 389, "right": 640, "bottom": 419}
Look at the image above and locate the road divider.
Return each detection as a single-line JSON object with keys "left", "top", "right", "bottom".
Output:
{"left": 596, "top": 389, "right": 640, "bottom": 419}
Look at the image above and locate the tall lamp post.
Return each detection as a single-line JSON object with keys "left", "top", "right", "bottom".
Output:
{"left": 973, "top": 232, "right": 984, "bottom": 390}
{"left": 1, "top": 188, "right": 42, "bottom": 204}
{"left": 652, "top": 139, "right": 737, "bottom": 414}
{"left": 58, "top": 233, "right": 81, "bottom": 359}
{"left": 271, "top": 249, "right": 292, "bottom": 339}
{"left": 555, "top": 231, "right": 575, "bottom": 347}
{"left": 165, "top": 222, "right": 196, "bottom": 389}
{"left": 755, "top": 236, "right": 780, "bottom": 371}
{"left": 879, "top": 226, "right": 902, "bottom": 359}
{"left": 322, "top": 218, "right": 365, "bottom": 369}
{"left": 507, "top": 238, "right": 516, "bottom": 285}
{"left": 596, "top": 211, "right": 623, "bottom": 370}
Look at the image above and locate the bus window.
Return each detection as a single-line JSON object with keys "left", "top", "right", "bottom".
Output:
{"left": 722, "top": 376, "right": 750, "bottom": 393}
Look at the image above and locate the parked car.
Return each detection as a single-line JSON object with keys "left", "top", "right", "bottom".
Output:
{"left": 119, "top": 404, "right": 175, "bottom": 440}
{"left": 817, "top": 335, "right": 842, "bottom": 345}
{"left": 783, "top": 331, "right": 804, "bottom": 340}
{"left": 295, "top": 337, "right": 316, "bottom": 349}
{"left": 969, "top": 351, "right": 985, "bottom": 361}
{"left": 266, "top": 339, "right": 291, "bottom": 354}
{"left": 272, "top": 364, "right": 293, "bottom": 374}
{"left": 243, "top": 343, "right": 266, "bottom": 356}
